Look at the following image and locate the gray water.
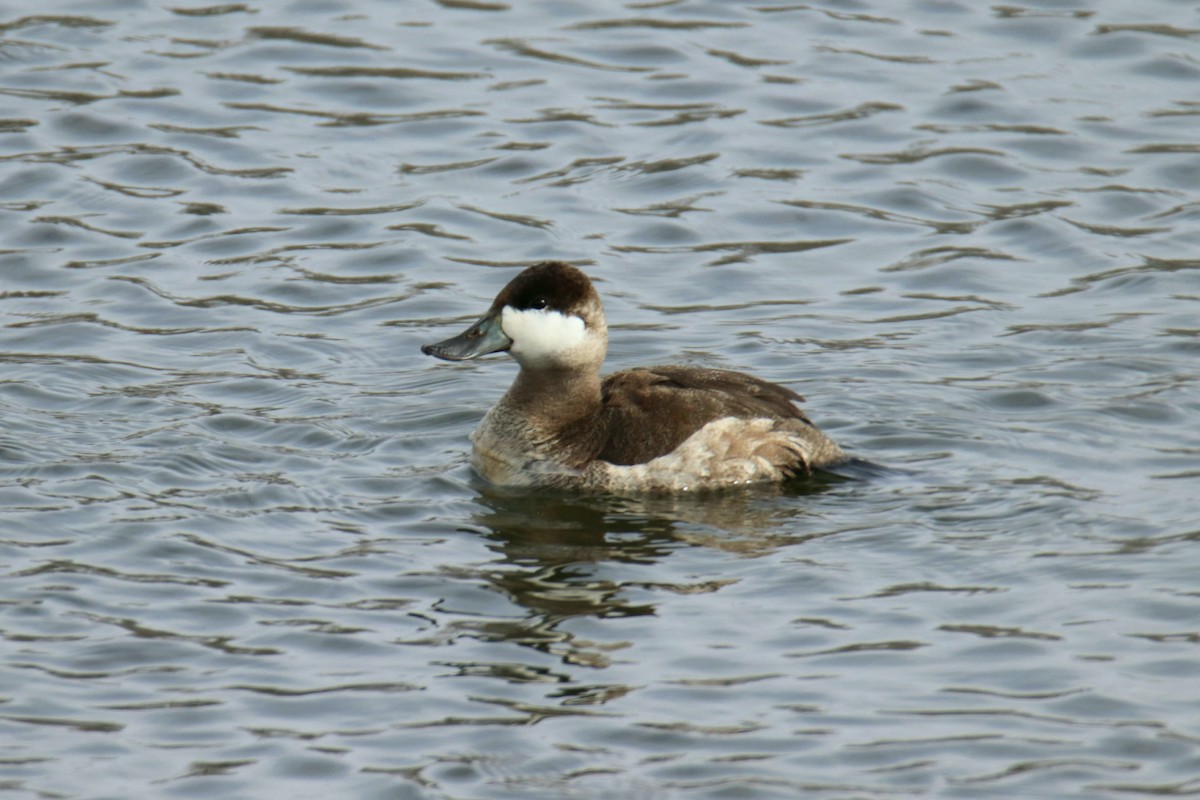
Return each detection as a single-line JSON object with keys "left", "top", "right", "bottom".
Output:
{"left": 2, "top": 1, "right": 1198, "bottom": 798}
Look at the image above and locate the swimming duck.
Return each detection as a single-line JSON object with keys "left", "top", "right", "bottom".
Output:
{"left": 421, "top": 261, "right": 848, "bottom": 492}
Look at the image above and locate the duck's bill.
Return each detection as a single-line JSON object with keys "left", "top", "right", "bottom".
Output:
{"left": 421, "top": 311, "right": 512, "bottom": 361}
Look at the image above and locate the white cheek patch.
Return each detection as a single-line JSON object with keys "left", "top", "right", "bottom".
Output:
{"left": 500, "top": 306, "right": 587, "bottom": 363}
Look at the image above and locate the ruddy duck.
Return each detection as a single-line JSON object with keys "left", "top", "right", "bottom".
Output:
{"left": 422, "top": 262, "right": 849, "bottom": 492}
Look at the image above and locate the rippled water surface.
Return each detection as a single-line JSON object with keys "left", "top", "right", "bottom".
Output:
{"left": 2, "top": 1, "right": 1199, "bottom": 797}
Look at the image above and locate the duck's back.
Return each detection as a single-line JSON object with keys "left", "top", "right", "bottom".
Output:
{"left": 595, "top": 366, "right": 844, "bottom": 477}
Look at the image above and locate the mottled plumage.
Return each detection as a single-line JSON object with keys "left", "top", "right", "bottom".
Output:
{"left": 597, "top": 367, "right": 818, "bottom": 465}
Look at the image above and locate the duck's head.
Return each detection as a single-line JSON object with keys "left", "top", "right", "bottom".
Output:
{"left": 422, "top": 261, "right": 608, "bottom": 371}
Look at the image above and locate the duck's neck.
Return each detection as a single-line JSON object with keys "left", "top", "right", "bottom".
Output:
{"left": 505, "top": 367, "right": 603, "bottom": 427}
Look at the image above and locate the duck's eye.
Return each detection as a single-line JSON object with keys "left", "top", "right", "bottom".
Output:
{"left": 530, "top": 297, "right": 548, "bottom": 310}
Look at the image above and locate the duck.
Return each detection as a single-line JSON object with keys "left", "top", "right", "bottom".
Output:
{"left": 421, "top": 261, "right": 849, "bottom": 492}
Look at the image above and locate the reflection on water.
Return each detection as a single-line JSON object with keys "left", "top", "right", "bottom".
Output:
{"left": 474, "top": 477, "right": 844, "bottom": 568}
{"left": 2, "top": 0, "right": 1200, "bottom": 798}
{"left": 466, "top": 486, "right": 828, "bottom": 637}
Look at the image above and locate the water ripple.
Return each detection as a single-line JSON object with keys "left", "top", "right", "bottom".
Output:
{"left": 485, "top": 37, "right": 657, "bottom": 72}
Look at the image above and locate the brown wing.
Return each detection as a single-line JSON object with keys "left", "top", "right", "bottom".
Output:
{"left": 596, "top": 366, "right": 816, "bottom": 466}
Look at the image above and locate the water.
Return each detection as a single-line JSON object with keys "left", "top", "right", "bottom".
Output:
{"left": 1, "top": 0, "right": 1198, "bottom": 797}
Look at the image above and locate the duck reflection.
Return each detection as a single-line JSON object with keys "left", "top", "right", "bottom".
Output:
{"left": 416, "top": 479, "right": 846, "bottom": 691}
{"left": 470, "top": 476, "right": 843, "bottom": 619}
